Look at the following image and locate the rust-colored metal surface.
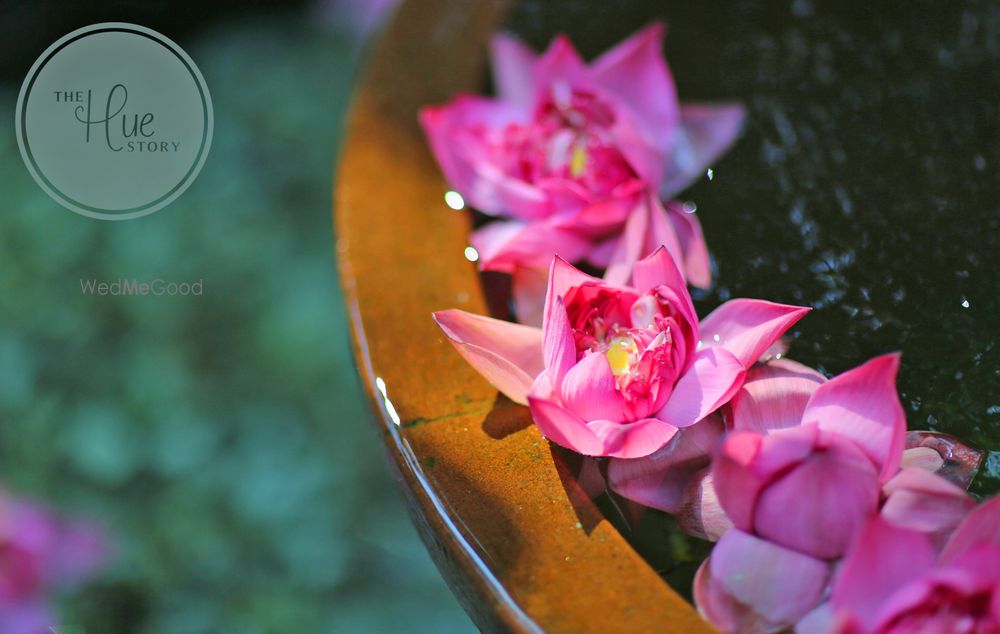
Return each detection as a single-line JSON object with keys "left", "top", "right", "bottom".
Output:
{"left": 334, "top": 1, "right": 713, "bottom": 631}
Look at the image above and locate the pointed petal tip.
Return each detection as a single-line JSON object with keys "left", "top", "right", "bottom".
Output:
{"left": 489, "top": 31, "right": 525, "bottom": 49}
{"left": 431, "top": 309, "right": 458, "bottom": 336}
{"left": 433, "top": 308, "right": 490, "bottom": 343}
{"left": 546, "top": 34, "right": 579, "bottom": 59}
{"left": 634, "top": 20, "right": 666, "bottom": 43}
{"left": 699, "top": 299, "right": 811, "bottom": 369}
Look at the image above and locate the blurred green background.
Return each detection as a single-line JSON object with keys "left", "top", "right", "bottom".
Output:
{"left": 0, "top": 7, "right": 470, "bottom": 633}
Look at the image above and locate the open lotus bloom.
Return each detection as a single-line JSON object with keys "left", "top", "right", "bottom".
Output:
{"left": 821, "top": 495, "right": 1000, "bottom": 633}
{"left": 420, "top": 23, "right": 745, "bottom": 322}
{"left": 0, "top": 492, "right": 110, "bottom": 634}
{"left": 433, "top": 247, "right": 808, "bottom": 459}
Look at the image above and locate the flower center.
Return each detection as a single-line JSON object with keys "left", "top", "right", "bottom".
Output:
{"left": 568, "top": 143, "right": 588, "bottom": 178}
{"left": 605, "top": 334, "right": 639, "bottom": 377}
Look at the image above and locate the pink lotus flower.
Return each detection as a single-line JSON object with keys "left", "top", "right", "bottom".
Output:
{"left": 421, "top": 24, "right": 745, "bottom": 322}
{"left": 827, "top": 496, "right": 1000, "bottom": 633}
{"left": 712, "top": 354, "right": 907, "bottom": 560}
{"left": 691, "top": 355, "right": 981, "bottom": 633}
{"left": 433, "top": 247, "right": 808, "bottom": 459}
{"left": 0, "top": 492, "right": 110, "bottom": 634}
{"left": 610, "top": 357, "right": 982, "bottom": 540}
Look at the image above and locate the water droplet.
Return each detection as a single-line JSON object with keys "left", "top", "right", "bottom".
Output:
{"left": 464, "top": 246, "right": 479, "bottom": 262}
{"left": 444, "top": 190, "right": 465, "bottom": 210}
{"left": 961, "top": 298, "right": 970, "bottom": 308}
{"left": 706, "top": 168, "right": 714, "bottom": 181}
{"left": 682, "top": 200, "right": 698, "bottom": 214}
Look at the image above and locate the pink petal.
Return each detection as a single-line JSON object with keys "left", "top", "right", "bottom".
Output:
{"left": 542, "top": 296, "right": 576, "bottom": 389}
{"left": 714, "top": 425, "right": 820, "bottom": 532}
{"left": 941, "top": 495, "right": 1000, "bottom": 564}
{"left": 602, "top": 195, "right": 683, "bottom": 287}
{"left": 631, "top": 243, "right": 687, "bottom": 294}
{"left": 433, "top": 310, "right": 544, "bottom": 405}
{"left": 664, "top": 199, "right": 712, "bottom": 289}
{"left": 631, "top": 245, "right": 698, "bottom": 330}
{"left": 709, "top": 529, "right": 830, "bottom": 626}
{"left": 699, "top": 299, "right": 811, "bottom": 369}
{"left": 905, "top": 430, "right": 985, "bottom": 490}
{"left": 419, "top": 97, "right": 541, "bottom": 216}
{"left": 694, "top": 557, "right": 784, "bottom": 634}
{"left": 527, "top": 396, "right": 604, "bottom": 456}
{"left": 804, "top": 353, "right": 906, "bottom": 482}
{"left": 546, "top": 255, "right": 602, "bottom": 305}
{"left": 661, "top": 102, "right": 746, "bottom": 198}
{"left": 729, "top": 358, "right": 826, "bottom": 434}
{"left": 832, "top": 518, "right": 936, "bottom": 631}
{"left": 675, "top": 470, "right": 734, "bottom": 541}
{"left": 470, "top": 221, "right": 527, "bottom": 271}
{"left": 511, "top": 266, "right": 548, "bottom": 327}
{"left": 859, "top": 546, "right": 1000, "bottom": 631}
{"left": 592, "top": 22, "right": 678, "bottom": 150}
{"left": 533, "top": 35, "right": 588, "bottom": 90}
{"left": 586, "top": 417, "right": 679, "bottom": 459}
{"left": 527, "top": 397, "right": 676, "bottom": 458}
{"left": 795, "top": 603, "right": 835, "bottom": 634}
{"left": 611, "top": 113, "right": 668, "bottom": 186}
{"left": 559, "top": 352, "right": 626, "bottom": 422}
{"left": 471, "top": 221, "right": 592, "bottom": 273}
{"left": 713, "top": 431, "right": 765, "bottom": 532}
{"left": 607, "top": 416, "right": 724, "bottom": 512}
{"left": 881, "top": 468, "right": 975, "bottom": 547}
{"left": 474, "top": 162, "right": 552, "bottom": 220}
{"left": 754, "top": 437, "right": 881, "bottom": 559}
{"left": 658, "top": 347, "right": 746, "bottom": 429}
{"left": 489, "top": 33, "right": 537, "bottom": 109}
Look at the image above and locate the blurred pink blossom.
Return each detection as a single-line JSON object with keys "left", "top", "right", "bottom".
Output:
{"left": 421, "top": 24, "right": 744, "bottom": 323}
{"left": 0, "top": 492, "right": 110, "bottom": 634}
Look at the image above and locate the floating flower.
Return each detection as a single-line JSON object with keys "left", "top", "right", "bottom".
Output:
{"left": 421, "top": 24, "right": 745, "bottom": 322}
{"left": 712, "top": 354, "right": 907, "bottom": 560}
{"left": 434, "top": 247, "right": 808, "bottom": 458}
{"left": 692, "top": 355, "right": 982, "bottom": 633}
{"left": 610, "top": 356, "right": 982, "bottom": 539}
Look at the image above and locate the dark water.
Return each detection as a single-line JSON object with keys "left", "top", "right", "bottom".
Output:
{"left": 498, "top": 0, "right": 1000, "bottom": 599}
{"left": 506, "top": 0, "right": 1000, "bottom": 493}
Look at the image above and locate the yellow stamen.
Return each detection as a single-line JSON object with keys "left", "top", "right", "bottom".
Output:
{"left": 569, "top": 144, "right": 588, "bottom": 177}
{"left": 605, "top": 335, "right": 638, "bottom": 377}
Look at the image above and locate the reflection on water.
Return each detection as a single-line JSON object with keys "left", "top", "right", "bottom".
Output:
{"left": 505, "top": 0, "right": 999, "bottom": 597}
